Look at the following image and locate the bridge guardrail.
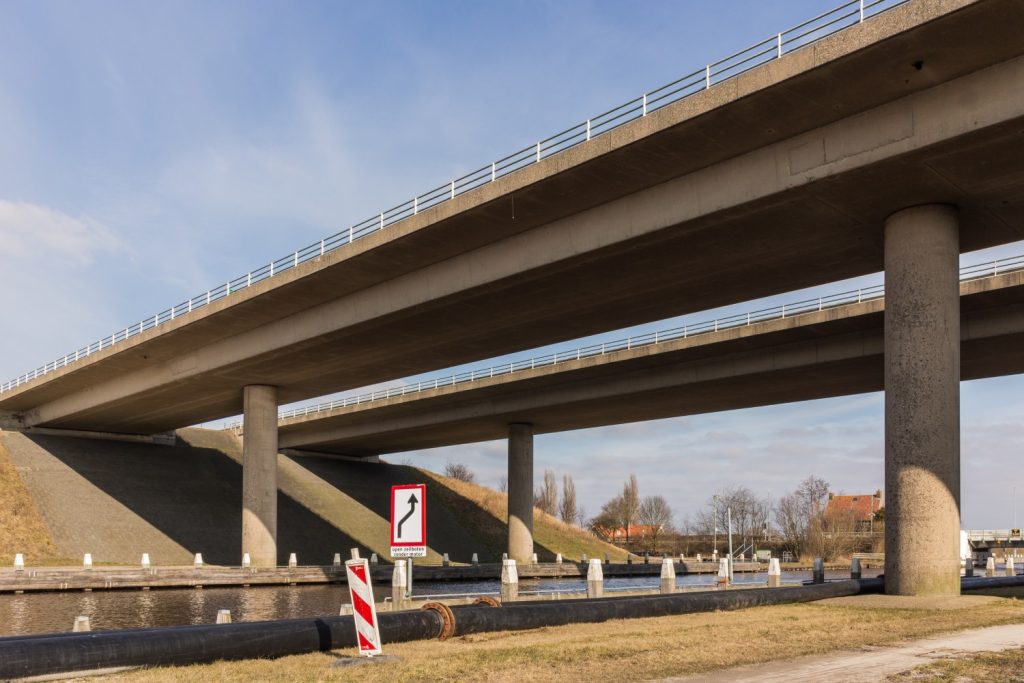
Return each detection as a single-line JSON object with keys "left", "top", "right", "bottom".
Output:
{"left": 1, "top": 0, "right": 911, "bottom": 396}
{"left": 222, "top": 253, "right": 1024, "bottom": 431}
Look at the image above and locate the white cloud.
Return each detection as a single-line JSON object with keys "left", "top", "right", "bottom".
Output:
{"left": 0, "top": 200, "right": 125, "bottom": 265}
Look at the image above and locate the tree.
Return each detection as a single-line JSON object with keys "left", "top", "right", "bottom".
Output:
{"left": 695, "top": 486, "right": 771, "bottom": 555}
{"left": 622, "top": 474, "right": 640, "bottom": 543}
{"left": 559, "top": 474, "right": 578, "bottom": 525}
{"left": 444, "top": 461, "right": 475, "bottom": 484}
{"left": 590, "top": 495, "right": 627, "bottom": 541}
{"left": 497, "top": 476, "right": 507, "bottom": 493}
{"left": 638, "top": 495, "right": 674, "bottom": 550}
{"left": 774, "top": 475, "right": 830, "bottom": 560}
{"left": 535, "top": 469, "right": 558, "bottom": 516}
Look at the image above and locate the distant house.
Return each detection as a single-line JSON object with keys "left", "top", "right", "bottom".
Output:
{"left": 596, "top": 524, "right": 663, "bottom": 542}
{"left": 824, "top": 490, "right": 883, "bottom": 531}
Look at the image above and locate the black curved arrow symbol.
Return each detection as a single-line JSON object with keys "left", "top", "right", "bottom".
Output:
{"left": 396, "top": 493, "right": 419, "bottom": 539}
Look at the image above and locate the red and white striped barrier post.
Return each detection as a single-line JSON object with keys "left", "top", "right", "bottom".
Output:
{"left": 345, "top": 558, "right": 383, "bottom": 656}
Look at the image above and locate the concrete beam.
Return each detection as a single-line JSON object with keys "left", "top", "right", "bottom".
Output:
{"left": 884, "top": 205, "right": 961, "bottom": 596}
{"left": 242, "top": 385, "right": 278, "bottom": 568}
{"left": 508, "top": 423, "right": 534, "bottom": 564}
{"left": 275, "top": 271, "right": 1024, "bottom": 455}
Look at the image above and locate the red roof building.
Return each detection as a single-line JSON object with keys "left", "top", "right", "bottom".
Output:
{"left": 824, "top": 491, "right": 883, "bottom": 530}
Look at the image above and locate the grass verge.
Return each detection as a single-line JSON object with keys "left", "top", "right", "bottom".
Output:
{"left": 889, "top": 646, "right": 1024, "bottom": 681}
{"left": 100, "top": 597, "right": 1024, "bottom": 682}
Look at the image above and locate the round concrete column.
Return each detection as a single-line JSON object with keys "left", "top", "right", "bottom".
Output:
{"left": 242, "top": 385, "right": 278, "bottom": 568}
{"left": 884, "top": 205, "right": 960, "bottom": 596}
{"left": 507, "top": 423, "right": 534, "bottom": 564}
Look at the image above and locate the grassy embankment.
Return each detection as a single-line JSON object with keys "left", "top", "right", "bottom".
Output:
{"left": 0, "top": 440, "right": 66, "bottom": 565}
{"left": 102, "top": 596, "right": 1024, "bottom": 682}
{"left": 419, "top": 469, "right": 629, "bottom": 562}
{"left": 890, "top": 646, "right": 1024, "bottom": 681}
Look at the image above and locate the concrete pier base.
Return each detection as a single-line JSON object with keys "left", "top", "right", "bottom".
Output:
{"left": 884, "top": 205, "right": 960, "bottom": 596}
{"left": 242, "top": 385, "right": 278, "bottom": 568}
{"left": 507, "top": 423, "right": 534, "bottom": 564}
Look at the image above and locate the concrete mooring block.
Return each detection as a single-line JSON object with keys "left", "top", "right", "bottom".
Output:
{"left": 288, "top": 553, "right": 297, "bottom": 568}
{"left": 587, "top": 558, "right": 604, "bottom": 599}
{"left": 242, "top": 553, "right": 251, "bottom": 568}
{"left": 370, "top": 553, "right": 378, "bottom": 566}
{"left": 768, "top": 558, "right": 781, "bottom": 588}
{"left": 141, "top": 553, "right": 151, "bottom": 569}
{"left": 812, "top": 557, "right": 825, "bottom": 584}
{"left": 471, "top": 553, "right": 479, "bottom": 566}
{"left": 442, "top": 553, "right": 450, "bottom": 567}
{"left": 660, "top": 557, "right": 676, "bottom": 594}
{"left": 555, "top": 553, "right": 563, "bottom": 564}
{"left": 72, "top": 616, "right": 91, "bottom": 632}
{"left": 13, "top": 553, "right": 24, "bottom": 571}
{"left": 216, "top": 609, "right": 232, "bottom": 624}
{"left": 82, "top": 553, "right": 93, "bottom": 570}
{"left": 1006, "top": 556, "right": 1016, "bottom": 577}
{"left": 986, "top": 556, "right": 996, "bottom": 577}
{"left": 964, "top": 559, "right": 974, "bottom": 578}
{"left": 194, "top": 553, "right": 204, "bottom": 569}
{"left": 332, "top": 553, "right": 341, "bottom": 567}
{"left": 717, "top": 558, "right": 730, "bottom": 588}
{"left": 501, "top": 559, "right": 519, "bottom": 602}
{"left": 851, "top": 557, "right": 862, "bottom": 580}
{"left": 530, "top": 553, "right": 538, "bottom": 565}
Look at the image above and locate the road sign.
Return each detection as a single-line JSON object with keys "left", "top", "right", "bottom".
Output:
{"left": 391, "top": 484, "right": 426, "bottom": 558}
{"left": 344, "top": 558, "right": 382, "bottom": 656}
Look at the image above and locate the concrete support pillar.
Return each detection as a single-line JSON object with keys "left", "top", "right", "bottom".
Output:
{"left": 507, "top": 423, "right": 534, "bottom": 564}
{"left": 884, "top": 205, "right": 960, "bottom": 596}
{"left": 242, "top": 385, "right": 278, "bottom": 568}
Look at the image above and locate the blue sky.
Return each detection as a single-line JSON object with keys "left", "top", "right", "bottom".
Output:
{"left": 1, "top": 0, "right": 1021, "bottom": 528}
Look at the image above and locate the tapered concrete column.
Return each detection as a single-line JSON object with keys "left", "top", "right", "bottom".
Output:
{"left": 507, "top": 422, "right": 534, "bottom": 564}
{"left": 884, "top": 205, "right": 960, "bottom": 596}
{"left": 242, "top": 385, "right": 278, "bottom": 568}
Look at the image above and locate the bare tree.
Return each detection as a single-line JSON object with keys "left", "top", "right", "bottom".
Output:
{"left": 696, "top": 486, "right": 771, "bottom": 555}
{"left": 774, "top": 475, "right": 830, "bottom": 560}
{"left": 622, "top": 474, "right": 640, "bottom": 544}
{"left": 559, "top": 474, "right": 578, "bottom": 525}
{"left": 575, "top": 505, "right": 588, "bottom": 529}
{"left": 497, "top": 475, "right": 507, "bottom": 493}
{"left": 535, "top": 469, "right": 558, "bottom": 516}
{"left": 444, "top": 461, "right": 476, "bottom": 484}
{"left": 638, "top": 495, "right": 674, "bottom": 550}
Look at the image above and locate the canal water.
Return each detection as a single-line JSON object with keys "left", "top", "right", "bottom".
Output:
{"left": 0, "top": 569, "right": 880, "bottom": 637}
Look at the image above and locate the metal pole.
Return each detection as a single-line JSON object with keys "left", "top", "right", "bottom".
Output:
{"left": 728, "top": 507, "right": 734, "bottom": 581}
{"left": 406, "top": 558, "right": 413, "bottom": 599}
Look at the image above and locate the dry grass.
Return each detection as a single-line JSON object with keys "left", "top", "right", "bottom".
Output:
{"left": 0, "top": 440, "right": 62, "bottom": 564}
{"left": 99, "top": 597, "right": 1024, "bottom": 683}
{"left": 418, "top": 469, "right": 628, "bottom": 562}
{"left": 889, "top": 646, "right": 1024, "bottom": 681}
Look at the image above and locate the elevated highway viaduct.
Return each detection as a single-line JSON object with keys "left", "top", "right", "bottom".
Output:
{"left": 2, "top": 0, "right": 1024, "bottom": 593}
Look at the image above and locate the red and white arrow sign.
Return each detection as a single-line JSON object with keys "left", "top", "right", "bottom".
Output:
{"left": 345, "top": 558, "right": 382, "bottom": 656}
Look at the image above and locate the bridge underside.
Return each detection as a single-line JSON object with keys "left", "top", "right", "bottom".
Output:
{"left": 277, "top": 273, "right": 1024, "bottom": 456}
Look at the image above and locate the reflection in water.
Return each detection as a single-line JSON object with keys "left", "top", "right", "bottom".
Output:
{"left": 0, "top": 568, "right": 881, "bottom": 637}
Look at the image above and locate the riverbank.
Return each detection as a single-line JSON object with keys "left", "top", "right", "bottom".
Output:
{"left": 0, "top": 560, "right": 789, "bottom": 594}
{"left": 97, "top": 593, "right": 1024, "bottom": 682}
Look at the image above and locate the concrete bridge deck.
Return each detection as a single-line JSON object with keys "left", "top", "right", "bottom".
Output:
{"left": 2, "top": 0, "right": 1024, "bottom": 434}
{"left": 273, "top": 268, "right": 1024, "bottom": 456}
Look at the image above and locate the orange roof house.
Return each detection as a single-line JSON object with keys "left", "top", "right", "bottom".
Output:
{"left": 825, "top": 490, "right": 883, "bottom": 525}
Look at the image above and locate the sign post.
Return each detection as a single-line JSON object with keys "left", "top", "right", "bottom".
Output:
{"left": 390, "top": 484, "right": 427, "bottom": 559}
{"left": 344, "top": 557, "right": 383, "bottom": 656}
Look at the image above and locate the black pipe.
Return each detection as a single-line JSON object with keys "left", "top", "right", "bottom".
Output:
{"left": 962, "top": 574, "right": 1024, "bottom": 591}
{"left": 0, "top": 610, "right": 441, "bottom": 680}
{"left": 448, "top": 579, "right": 884, "bottom": 635}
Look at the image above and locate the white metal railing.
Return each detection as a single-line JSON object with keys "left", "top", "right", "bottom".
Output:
{"left": 221, "top": 252, "right": 1024, "bottom": 431}
{"left": 1, "top": 0, "right": 908, "bottom": 397}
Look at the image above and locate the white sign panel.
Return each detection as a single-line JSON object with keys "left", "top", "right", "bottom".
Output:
{"left": 390, "top": 483, "right": 427, "bottom": 558}
{"left": 344, "top": 558, "right": 383, "bottom": 656}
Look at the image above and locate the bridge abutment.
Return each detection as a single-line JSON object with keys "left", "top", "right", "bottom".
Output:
{"left": 507, "top": 422, "right": 534, "bottom": 564}
{"left": 242, "top": 385, "right": 278, "bottom": 568}
{"left": 884, "top": 204, "right": 961, "bottom": 596}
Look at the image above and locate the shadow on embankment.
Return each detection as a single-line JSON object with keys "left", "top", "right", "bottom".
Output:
{"left": 0, "top": 428, "right": 619, "bottom": 566}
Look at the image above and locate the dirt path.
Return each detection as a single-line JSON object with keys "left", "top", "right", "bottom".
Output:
{"left": 662, "top": 622, "right": 1024, "bottom": 682}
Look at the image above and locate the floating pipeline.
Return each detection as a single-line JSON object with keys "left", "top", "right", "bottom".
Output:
{"left": 6, "top": 576, "right": 1023, "bottom": 679}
